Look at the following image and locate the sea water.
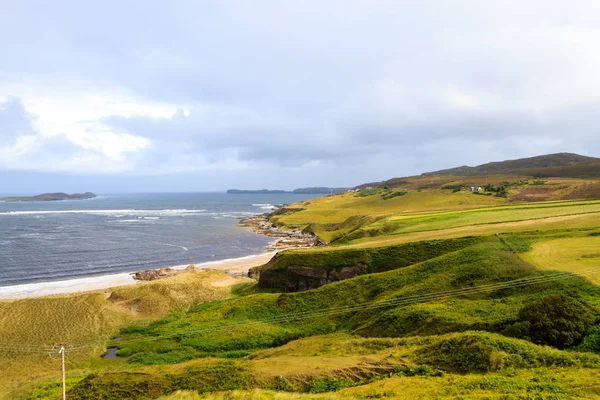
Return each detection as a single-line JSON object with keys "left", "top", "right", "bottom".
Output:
{"left": 0, "top": 192, "right": 316, "bottom": 288}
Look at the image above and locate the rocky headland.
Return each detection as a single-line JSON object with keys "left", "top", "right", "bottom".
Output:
{"left": 0, "top": 192, "right": 97, "bottom": 202}
{"left": 238, "top": 213, "right": 322, "bottom": 250}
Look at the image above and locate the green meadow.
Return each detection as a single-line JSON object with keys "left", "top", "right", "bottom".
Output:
{"left": 5, "top": 180, "right": 600, "bottom": 399}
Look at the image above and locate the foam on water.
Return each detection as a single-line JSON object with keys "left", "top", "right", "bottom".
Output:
{"left": 0, "top": 193, "right": 317, "bottom": 290}
{"left": 0, "top": 209, "right": 207, "bottom": 216}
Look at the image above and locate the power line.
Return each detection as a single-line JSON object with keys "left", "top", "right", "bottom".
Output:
{"left": 70, "top": 265, "right": 600, "bottom": 349}
{"left": 2, "top": 265, "right": 599, "bottom": 353}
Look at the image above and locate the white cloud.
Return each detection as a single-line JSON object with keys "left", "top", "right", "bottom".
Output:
{"left": 1, "top": 0, "right": 600, "bottom": 188}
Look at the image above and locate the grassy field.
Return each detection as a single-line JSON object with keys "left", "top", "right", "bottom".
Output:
{"left": 524, "top": 236, "right": 600, "bottom": 285}
{"left": 5, "top": 178, "right": 600, "bottom": 399}
{"left": 272, "top": 183, "right": 600, "bottom": 244}
{"left": 0, "top": 271, "right": 251, "bottom": 400}
{"left": 34, "top": 233, "right": 596, "bottom": 398}
{"left": 343, "top": 200, "right": 600, "bottom": 245}
{"left": 272, "top": 189, "right": 508, "bottom": 243}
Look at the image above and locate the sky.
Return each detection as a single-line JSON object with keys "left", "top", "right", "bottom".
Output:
{"left": 1, "top": 0, "right": 600, "bottom": 193}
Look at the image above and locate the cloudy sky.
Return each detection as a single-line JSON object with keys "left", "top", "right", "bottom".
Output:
{"left": 1, "top": 0, "right": 599, "bottom": 192}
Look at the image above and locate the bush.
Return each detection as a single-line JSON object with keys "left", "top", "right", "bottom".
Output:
{"left": 381, "top": 191, "right": 408, "bottom": 200}
{"left": 307, "top": 377, "right": 351, "bottom": 393}
{"left": 115, "top": 348, "right": 132, "bottom": 357}
{"left": 575, "top": 324, "right": 600, "bottom": 352}
{"left": 514, "top": 294, "right": 596, "bottom": 348}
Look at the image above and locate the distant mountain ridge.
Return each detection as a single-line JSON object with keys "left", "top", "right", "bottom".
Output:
{"left": 358, "top": 153, "right": 600, "bottom": 189}
{"left": 0, "top": 192, "right": 97, "bottom": 202}
{"left": 422, "top": 153, "right": 600, "bottom": 177}
{"left": 227, "top": 187, "right": 350, "bottom": 194}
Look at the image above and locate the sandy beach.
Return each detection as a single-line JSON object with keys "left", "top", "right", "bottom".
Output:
{"left": 0, "top": 252, "right": 276, "bottom": 300}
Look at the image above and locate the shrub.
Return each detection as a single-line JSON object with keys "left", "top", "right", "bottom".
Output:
{"left": 307, "top": 377, "right": 351, "bottom": 393}
{"left": 575, "top": 324, "right": 600, "bottom": 352}
{"left": 381, "top": 191, "right": 408, "bottom": 200}
{"left": 514, "top": 294, "right": 596, "bottom": 348}
{"left": 115, "top": 348, "right": 132, "bottom": 357}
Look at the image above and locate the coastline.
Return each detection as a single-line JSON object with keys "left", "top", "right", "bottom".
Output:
{"left": 0, "top": 202, "right": 317, "bottom": 301}
{"left": 0, "top": 252, "right": 276, "bottom": 300}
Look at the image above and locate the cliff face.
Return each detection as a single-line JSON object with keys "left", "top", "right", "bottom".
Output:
{"left": 250, "top": 237, "right": 481, "bottom": 292}
{"left": 251, "top": 262, "right": 369, "bottom": 291}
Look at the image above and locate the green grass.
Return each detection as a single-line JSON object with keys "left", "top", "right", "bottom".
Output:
{"left": 524, "top": 236, "right": 600, "bottom": 285}
{"left": 272, "top": 189, "right": 508, "bottom": 243}
{"left": 63, "top": 331, "right": 600, "bottom": 399}
{"left": 110, "top": 236, "right": 600, "bottom": 362}
{"left": 8, "top": 184, "right": 600, "bottom": 399}
{"left": 253, "top": 236, "right": 482, "bottom": 291}
{"left": 0, "top": 271, "right": 248, "bottom": 400}
{"left": 274, "top": 189, "right": 600, "bottom": 246}
{"left": 378, "top": 200, "right": 600, "bottom": 236}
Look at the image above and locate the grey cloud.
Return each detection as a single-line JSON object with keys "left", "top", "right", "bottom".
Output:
{"left": 2, "top": 1, "right": 600, "bottom": 190}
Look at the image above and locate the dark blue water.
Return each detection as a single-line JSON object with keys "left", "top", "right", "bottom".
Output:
{"left": 0, "top": 193, "right": 316, "bottom": 287}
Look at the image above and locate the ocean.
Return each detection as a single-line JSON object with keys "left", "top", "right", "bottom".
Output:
{"left": 0, "top": 193, "right": 316, "bottom": 289}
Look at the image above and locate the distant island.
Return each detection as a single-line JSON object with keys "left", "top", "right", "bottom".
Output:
{"left": 0, "top": 192, "right": 97, "bottom": 202}
{"left": 227, "top": 187, "right": 350, "bottom": 195}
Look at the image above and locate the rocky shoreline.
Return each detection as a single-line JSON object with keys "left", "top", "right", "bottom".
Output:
{"left": 131, "top": 209, "right": 320, "bottom": 282}
{"left": 238, "top": 213, "right": 322, "bottom": 250}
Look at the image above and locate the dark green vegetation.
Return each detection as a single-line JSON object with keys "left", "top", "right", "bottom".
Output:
{"left": 53, "top": 232, "right": 600, "bottom": 398}
{"left": 510, "top": 294, "right": 596, "bottom": 348}
{"left": 13, "top": 153, "right": 600, "bottom": 399}
{"left": 251, "top": 237, "right": 481, "bottom": 291}
{"left": 0, "top": 192, "right": 97, "bottom": 202}
{"left": 52, "top": 331, "right": 600, "bottom": 399}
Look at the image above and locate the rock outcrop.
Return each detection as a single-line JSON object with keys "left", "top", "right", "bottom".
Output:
{"left": 253, "top": 263, "right": 369, "bottom": 292}
{"left": 238, "top": 214, "right": 321, "bottom": 250}
{"left": 133, "top": 267, "right": 179, "bottom": 281}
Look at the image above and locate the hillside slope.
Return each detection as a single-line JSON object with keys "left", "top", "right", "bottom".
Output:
{"left": 360, "top": 153, "right": 600, "bottom": 189}
{"left": 423, "top": 153, "right": 600, "bottom": 177}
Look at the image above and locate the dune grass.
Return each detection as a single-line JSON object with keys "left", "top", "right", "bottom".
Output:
{"left": 0, "top": 271, "right": 250, "bottom": 400}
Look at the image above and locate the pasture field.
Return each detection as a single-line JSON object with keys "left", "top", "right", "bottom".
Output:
{"left": 273, "top": 182, "right": 600, "bottom": 244}
{"left": 352, "top": 199, "right": 600, "bottom": 241}
{"left": 346, "top": 212, "right": 600, "bottom": 248}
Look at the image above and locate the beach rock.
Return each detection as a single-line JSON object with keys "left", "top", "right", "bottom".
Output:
{"left": 186, "top": 264, "right": 198, "bottom": 271}
{"left": 133, "top": 267, "right": 178, "bottom": 281}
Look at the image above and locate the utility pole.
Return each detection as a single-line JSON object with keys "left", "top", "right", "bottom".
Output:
{"left": 59, "top": 344, "right": 66, "bottom": 400}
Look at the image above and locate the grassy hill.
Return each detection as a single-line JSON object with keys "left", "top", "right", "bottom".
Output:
{"left": 27, "top": 230, "right": 600, "bottom": 399}
{"left": 422, "top": 153, "right": 600, "bottom": 177}
{"left": 3, "top": 153, "right": 600, "bottom": 399}
{"left": 359, "top": 153, "right": 600, "bottom": 189}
